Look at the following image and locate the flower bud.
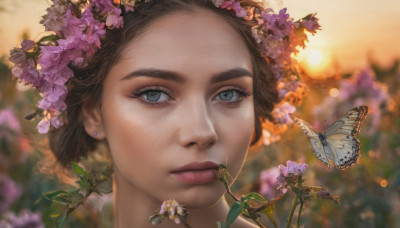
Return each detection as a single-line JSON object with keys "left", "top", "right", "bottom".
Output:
{"left": 21, "top": 39, "right": 35, "bottom": 51}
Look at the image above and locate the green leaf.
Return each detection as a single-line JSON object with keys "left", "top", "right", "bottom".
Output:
{"left": 69, "top": 190, "right": 84, "bottom": 205}
{"left": 102, "top": 166, "right": 114, "bottom": 177}
{"left": 53, "top": 196, "right": 72, "bottom": 205}
{"left": 245, "top": 192, "right": 266, "bottom": 203}
{"left": 261, "top": 206, "right": 277, "bottom": 228}
{"left": 243, "top": 201, "right": 250, "bottom": 210}
{"left": 72, "top": 162, "right": 86, "bottom": 176}
{"left": 77, "top": 179, "right": 87, "bottom": 190}
{"left": 217, "top": 221, "right": 226, "bottom": 228}
{"left": 225, "top": 201, "right": 243, "bottom": 227}
{"left": 43, "top": 190, "right": 72, "bottom": 202}
{"left": 38, "top": 34, "right": 60, "bottom": 43}
{"left": 149, "top": 214, "right": 163, "bottom": 225}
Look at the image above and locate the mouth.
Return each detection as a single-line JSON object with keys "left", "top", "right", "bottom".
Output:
{"left": 171, "top": 161, "right": 220, "bottom": 184}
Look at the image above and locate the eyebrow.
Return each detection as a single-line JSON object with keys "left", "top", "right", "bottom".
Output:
{"left": 121, "top": 68, "right": 185, "bottom": 82}
{"left": 210, "top": 68, "right": 252, "bottom": 83}
{"left": 120, "top": 67, "right": 252, "bottom": 83}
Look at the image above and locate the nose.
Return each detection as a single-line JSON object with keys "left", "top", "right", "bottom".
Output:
{"left": 178, "top": 100, "right": 218, "bottom": 149}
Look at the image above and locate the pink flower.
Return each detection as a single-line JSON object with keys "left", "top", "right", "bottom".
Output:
{"left": 21, "top": 39, "right": 35, "bottom": 51}
{"left": 9, "top": 48, "right": 26, "bottom": 65}
{"left": 212, "top": 0, "right": 225, "bottom": 7}
{"left": 262, "top": 129, "right": 281, "bottom": 146}
{"left": 259, "top": 167, "right": 281, "bottom": 200}
{"left": 39, "top": 45, "right": 70, "bottom": 74}
{"left": 79, "top": 10, "right": 107, "bottom": 58}
{"left": 47, "top": 85, "right": 67, "bottom": 103}
{"left": 41, "top": 0, "right": 68, "bottom": 32}
{"left": 59, "top": 9, "right": 82, "bottom": 37}
{"left": 38, "top": 43, "right": 73, "bottom": 114}
{"left": 301, "top": 14, "right": 320, "bottom": 34}
{"left": 0, "top": 108, "right": 21, "bottom": 133}
{"left": 37, "top": 118, "right": 50, "bottom": 134}
{"left": 50, "top": 116, "right": 63, "bottom": 128}
{"left": 160, "top": 201, "right": 167, "bottom": 214}
{"left": 91, "top": 0, "right": 123, "bottom": 29}
{"left": 124, "top": 5, "right": 135, "bottom": 12}
{"left": 279, "top": 160, "right": 308, "bottom": 177}
{"left": 91, "top": 0, "right": 118, "bottom": 15}
{"left": 9, "top": 49, "right": 43, "bottom": 88}
{"left": 37, "top": 95, "right": 66, "bottom": 112}
{"left": 3, "top": 210, "right": 44, "bottom": 228}
{"left": 220, "top": 1, "right": 233, "bottom": 9}
{"left": 58, "top": 9, "right": 106, "bottom": 61}
{"left": 273, "top": 102, "right": 296, "bottom": 124}
{"left": 106, "top": 13, "right": 124, "bottom": 29}
{"left": 261, "top": 8, "right": 293, "bottom": 39}
{"left": 232, "top": 2, "right": 246, "bottom": 18}
{"left": 157, "top": 199, "right": 187, "bottom": 225}
{"left": 0, "top": 175, "right": 22, "bottom": 213}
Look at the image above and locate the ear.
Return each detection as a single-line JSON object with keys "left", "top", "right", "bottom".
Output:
{"left": 81, "top": 100, "right": 106, "bottom": 140}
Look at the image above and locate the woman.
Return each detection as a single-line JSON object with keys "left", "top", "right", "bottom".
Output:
{"left": 9, "top": 0, "right": 318, "bottom": 227}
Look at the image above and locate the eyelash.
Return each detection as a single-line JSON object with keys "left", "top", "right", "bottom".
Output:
{"left": 130, "top": 86, "right": 172, "bottom": 105}
{"left": 214, "top": 87, "right": 252, "bottom": 104}
{"left": 130, "top": 86, "right": 252, "bottom": 105}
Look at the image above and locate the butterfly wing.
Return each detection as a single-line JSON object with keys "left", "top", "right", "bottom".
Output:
{"left": 326, "top": 106, "right": 368, "bottom": 136}
{"left": 325, "top": 106, "right": 368, "bottom": 169}
{"left": 326, "top": 134, "right": 360, "bottom": 169}
{"left": 289, "top": 113, "right": 330, "bottom": 167}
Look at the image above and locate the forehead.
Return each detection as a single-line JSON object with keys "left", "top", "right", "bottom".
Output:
{"left": 117, "top": 7, "right": 253, "bottom": 73}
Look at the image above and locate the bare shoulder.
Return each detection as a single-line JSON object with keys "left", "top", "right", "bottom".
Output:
{"left": 231, "top": 217, "right": 259, "bottom": 228}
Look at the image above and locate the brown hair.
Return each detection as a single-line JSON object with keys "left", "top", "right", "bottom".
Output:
{"left": 48, "top": 0, "right": 279, "bottom": 167}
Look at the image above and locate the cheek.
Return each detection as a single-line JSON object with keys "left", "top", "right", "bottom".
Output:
{"left": 99, "top": 93, "right": 170, "bottom": 182}
{"left": 216, "top": 102, "right": 255, "bottom": 180}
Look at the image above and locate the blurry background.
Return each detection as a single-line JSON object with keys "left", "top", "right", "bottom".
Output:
{"left": 0, "top": 0, "right": 399, "bottom": 227}
{"left": 1, "top": 0, "right": 399, "bottom": 74}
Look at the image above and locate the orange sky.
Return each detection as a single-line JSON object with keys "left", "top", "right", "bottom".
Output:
{"left": 1, "top": 0, "right": 399, "bottom": 73}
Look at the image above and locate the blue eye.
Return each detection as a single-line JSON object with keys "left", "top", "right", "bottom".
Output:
{"left": 143, "top": 91, "right": 164, "bottom": 102}
{"left": 217, "top": 90, "right": 237, "bottom": 101}
{"left": 131, "top": 87, "right": 171, "bottom": 104}
{"left": 215, "top": 89, "right": 250, "bottom": 102}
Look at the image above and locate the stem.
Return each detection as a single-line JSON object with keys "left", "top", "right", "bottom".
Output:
{"left": 225, "top": 184, "right": 239, "bottom": 202}
{"left": 296, "top": 175, "right": 304, "bottom": 228}
{"left": 253, "top": 219, "right": 266, "bottom": 228}
{"left": 286, "top": 195, "right": 299, "bottom": 228}
{"left": 217, "top": 166, "right": 239, "bottom": 202}
{"left": 296, "top": 201, "right": 303, "bottom": 228}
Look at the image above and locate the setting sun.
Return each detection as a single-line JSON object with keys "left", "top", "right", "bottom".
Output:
{"left": 293, "top": 34, "right": 335, "bottom": 79}
{"left": 307, "top": 50, "right": 324, "bottom": 66}
{"left": 297, "top": 45, "right": 333, "bottom": 79}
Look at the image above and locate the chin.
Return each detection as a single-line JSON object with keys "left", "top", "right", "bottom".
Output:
{"left": 171, "top": 183, "right": 226, "bottom": 209}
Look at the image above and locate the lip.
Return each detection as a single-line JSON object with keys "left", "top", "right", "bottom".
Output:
{"left": 171, "top": 161, "right": 219, "bottom": 184}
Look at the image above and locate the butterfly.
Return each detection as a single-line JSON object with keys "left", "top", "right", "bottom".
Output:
{"left": 289, "top": 106, "right": 368, "bottom": 169}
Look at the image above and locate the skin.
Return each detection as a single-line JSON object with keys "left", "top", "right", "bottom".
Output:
{"left": 83, "top": 7, "right": 257, "bottom": 228}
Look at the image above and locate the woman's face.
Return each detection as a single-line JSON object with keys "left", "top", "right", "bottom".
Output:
{"left": 100, "top": 8, "right": 254, "bottom": 207}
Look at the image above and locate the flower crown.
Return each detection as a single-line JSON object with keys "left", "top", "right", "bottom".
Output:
{"left": 9, "top": 0, "right": 320, "bottom": 134}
